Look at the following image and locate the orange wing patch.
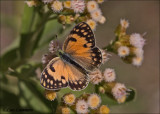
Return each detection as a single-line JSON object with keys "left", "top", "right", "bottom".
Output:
{"left": 63, "top": 22, "right": 102, "bottom": 71}
{"left": 40, "top": 57, "right": 69, "bottom": 90}
{"left": 40, "top": 57, "right": 89, "bottom": 91}
{"left": 66, "top": 63, "right": 89, "bottom": 91}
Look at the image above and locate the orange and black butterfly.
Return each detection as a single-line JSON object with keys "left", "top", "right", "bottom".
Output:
{"left": 40, "top": 22, "right": 102, "bottom": 91}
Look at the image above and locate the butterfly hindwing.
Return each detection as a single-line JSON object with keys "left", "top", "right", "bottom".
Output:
{"left": 40, "top": 57, "right": 68, "bottom": 90}
{"left": 40, "top": 57, "right": 88, "bottom": 91}
{"left": 63, "top": 22, "right": 102, "bottom": 71}
{"left": 66, "top": 63, "right": 89, "bottom": 91}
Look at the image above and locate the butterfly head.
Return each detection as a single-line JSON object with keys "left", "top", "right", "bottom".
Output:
{"left": 56, "top": 49, "right": 64, "bottom": 57}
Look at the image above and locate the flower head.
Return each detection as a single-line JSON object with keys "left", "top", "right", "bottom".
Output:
{"left": 76, "top": 100, "right": 88, "bottom": 113}
{"left": 132, "top": 55, "right": 144, "bottom": 67}
{"left": 64, "top": 1, "right": 71, "bottom": 9}
{"left": 130, "top": 33, "right": 145, "bottom": 48}
{"left": 99, "top": 16, "right": 106, "bottom": 24}
{"left": 63, "top": 93, "right": 76, "bottom": 106}
{"left": 87, "top": 1, "right": 98, "bottom": 12}
{"left": 103, "top": 68, "right": 116, "bottom": 82}
{"left": 99, "top": 105, "right": 110, "bottom": 114}
{"left": 100, "top": 49, "right": 109, "bottom": 64}
{"left": 42, "top": 53, "right": 56, "bottom": 67}
{"left": 42, "top": 0, "right": 53, "bottom": 4}
{"left": 25, "top": 0, "right": 38, "bottom": 7}
{"left": 118, "top": 46, "right": 130, "bottom": 57}
{"left": 91, "top": 9, "right": 102, "bottom": 22}
{"left": 112, "top": 83, "right": 127, "bottom": 100}
{"left": 97, "top": 0, "right": 104, "bottom": 4}
{"left": 89, "top": 69, "right": 103, "bottom": 85}
{"left": 120, "top": 19, "right": 129, "bottom": 29}
{"left": 87, "top": 93, "right": 101, "bottom": 109}
{"left": 117, "top": 95, "right": 126, "bottom": 103}
{"left": 71, "top": 0, "right": 85, "bottom": 13}
{"left": 49, "top": 40, "right": 61, "bottom": 54}
{"left": 51, "top": 1, "right": 63, "bottom": 13}
{"left": 134, "top": 48, "right": 144, "bottom": 57}
{"left": 45, "top": 90, "right": 56, "bottom": 101}
{"left": 86, "top": 19, "right": 97, "bottom": 31}
{"left": 62, "top": 107, "right": 70, "bottom": 114}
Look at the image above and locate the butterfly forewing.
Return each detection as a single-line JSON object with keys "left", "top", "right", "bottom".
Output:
{"left": 63, "top": 22, "right": 102, "bottom": 71}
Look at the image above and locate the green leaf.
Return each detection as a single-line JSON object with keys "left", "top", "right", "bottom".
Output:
{"left": 6, "top": 62, "right": 42, "bottom": 83}
{"left": 17, "top": 63, "right": 40, "bottom": 78}
{"left": 100, "top": 93, "right": 118, "bottom": 106}
{"left": 0, "top": 88, "right": 21, "bottom": 110}
{"left": 19, "top": 6, "right": 53, "bottom": 59}
{"left": 18, "top": 81, "right": 52, "bottom": 113}
{"left": 126, "top": 88, "right": 136, "bottom": 102}
{"left": 38, "top": 20, "right": 62, "bottom": 48}
{"left": 0, "top": 48, "right": 21, "bottom": 72}
{"left": 21, "top": 5, "right": 36, "bottom": 34}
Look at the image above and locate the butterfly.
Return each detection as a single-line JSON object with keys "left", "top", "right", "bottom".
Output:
{"left": 40, "top": 22, "right": 102, "bottom": 91}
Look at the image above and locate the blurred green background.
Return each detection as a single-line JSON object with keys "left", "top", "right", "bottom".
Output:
{"left": 0, "top": 0, "right": 159, "bottom": 113}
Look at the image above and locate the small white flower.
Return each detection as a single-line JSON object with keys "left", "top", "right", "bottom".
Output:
{"left": 89, "top": 69, "right": 103, "bottom": 85}
{"left": 76, "top": 100, "right": 88, "bottom": 114}
{"left": 63, "top": 94, "right": 76, "bottom": 106}
{"left": 132, "top": 55, "right": 144, "bottom": 67}
{"left": 134, "top": 48, "right": 144, "bottom": 57}
{"left": 25, "top": 0, "right": 37, "bottom": 7}
{"left": 42, "top": 53, "right": 53, "bottom": 66}
{"left": 71, "top": 0, "right": 85, "bottom": 13}
{"left": 100, "top": 49, "right": 109, "bottom": 64}
{"left": 97, "top": 0, "right": 104, "bottom": 4}
{"left": 63, "top": 1, "right": 71, "bottom": 8}
{"left": 87, "top": 94, "right": 101, "bottom": 109}
{"left": 130, "top": 33, "right": 145, "bottom": 48}
{"left": 51, "top": 1, "right": 63, "bottom": 13}
{"left": 91, "top": 9, "right": 102, "bottom": 22}
{"left": 86, "top": 19, "right": 97, "bottom": 31}
{"left": 99, "top": 16, "right": 106, "bottom": 24}
{"left": 103, "top": 68, "right": 116, "bottom": 82}
{"left": 87, "top": 1, "right": 98, "bottom": 12}
{"left": 42, "top": 0, "right": 53, "bottom": 4}
{"left": 62, "top": 107, "right": 70, "bottom": 114}
{"left": 118, "top": 46, "right": 130, "bottom": 57}
{"left": 120, "top": 19, "right": 129, "bottom": 29}
{"left": 49, "top": 40, "right": 60, "bottom": 54}
{"left": 112, "top": 83, "right": 127, "bottom": 100}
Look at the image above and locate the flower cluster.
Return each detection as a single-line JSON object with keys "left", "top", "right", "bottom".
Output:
{"left": 89, "top": 66, "right": 130, "bottom": 103}
{"left": 110, "top": 19, "right": 146, "bottom": 67}
{"left": 56, "top": 93, "right": 109, "bottom": 113}
{"left": 42, "top": 39, "right": 130, "bottom": 104}
{"left": 45, "top": 91, "right": 110, "bottom": 113}
{"left": 45, "top": 89, "right": 57, "bottom": 101}
{"left": 25, "top": 0, "right": 106, "bottom": 30}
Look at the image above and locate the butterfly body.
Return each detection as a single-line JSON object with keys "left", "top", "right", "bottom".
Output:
{"left": 40, "top": 22, "right": 102, "bottom": 91}
{"left": 58, "top": 50, "right": 88, "bottom": 75}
